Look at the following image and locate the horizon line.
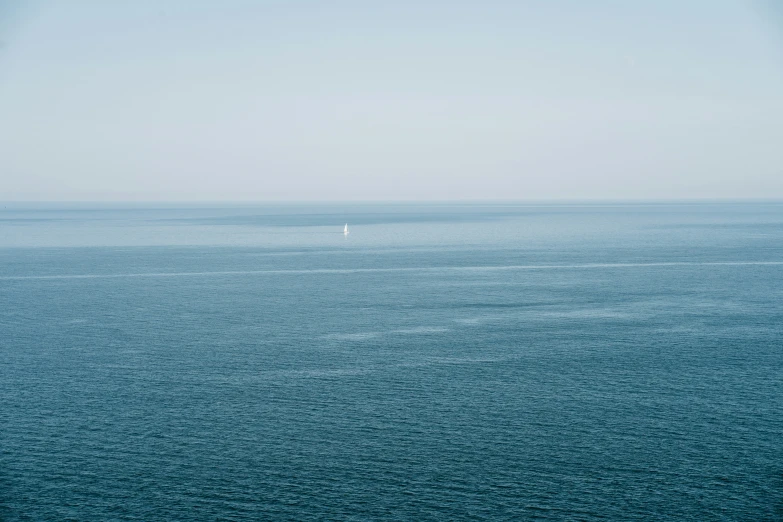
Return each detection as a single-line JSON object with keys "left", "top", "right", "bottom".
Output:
{"left": 2, "top": 197, "right": 783, "bottom": 206}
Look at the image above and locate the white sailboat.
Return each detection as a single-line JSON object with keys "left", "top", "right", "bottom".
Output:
{"left": 344, "top": 223, "right": 349, "bottom": 236}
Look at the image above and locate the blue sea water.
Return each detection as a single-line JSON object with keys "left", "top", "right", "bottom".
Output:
{"left": 1, "top": 202, "right": 782, "bottom": 520}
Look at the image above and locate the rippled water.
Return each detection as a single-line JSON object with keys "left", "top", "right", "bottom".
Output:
{"left": 1, "top": 202, "right": 782, "bottom": 520}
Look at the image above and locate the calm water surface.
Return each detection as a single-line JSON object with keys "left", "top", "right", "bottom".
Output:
{"left": 1, "top": 203, "right": 782, "bottom": 520}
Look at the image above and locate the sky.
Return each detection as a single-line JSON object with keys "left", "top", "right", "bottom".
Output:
{"left": 0, "top": 0, "right": 782, "bottom": 201}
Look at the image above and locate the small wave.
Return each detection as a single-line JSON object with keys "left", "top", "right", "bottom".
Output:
{"left": 453, "top": 316, "right": 509, "bottom": 325}
{"left": 393, "top": 326, "right": 450, "bottom": 335}
{"left": 324, "top": 326, "right": 450, "bottom": 340}
{"left": 323, "top": 332, "right": 379, "bottom": 341}
{"left": 535, "top": 309, "right": 635, "bottom": 320}
{"left": 427, "top": 356, "right": 504, "bottom": 365}
{"left": 274, "top": 368, "right": 373, "bottom": 378}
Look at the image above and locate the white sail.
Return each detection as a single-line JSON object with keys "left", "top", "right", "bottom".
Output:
{"left": 344, "top": 223, "right": 349, "bottom": 235}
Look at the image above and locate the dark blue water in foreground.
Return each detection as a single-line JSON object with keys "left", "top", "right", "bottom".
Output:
{"left": 1, "top": 202, "right": 782, "bottom": 520}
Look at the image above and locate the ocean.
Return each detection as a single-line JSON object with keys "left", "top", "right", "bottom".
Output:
{"left": 1, "top": 202, "right": 781, "bottom": 520}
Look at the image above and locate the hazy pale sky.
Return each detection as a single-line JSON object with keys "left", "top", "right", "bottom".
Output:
{"left": 1, "top": 1, "right": 782, "bottom": 201}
